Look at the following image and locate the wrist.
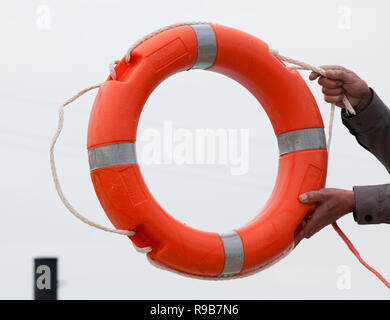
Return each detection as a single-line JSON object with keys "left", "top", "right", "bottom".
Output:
{"left": 354, "top": 88, "right": 373, "bottom": 113}
{"left": 347, "top": 190, "right": 356, "bottom": 213}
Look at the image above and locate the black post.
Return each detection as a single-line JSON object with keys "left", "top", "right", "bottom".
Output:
{"left": 33, "top": 257, "right": 58, "bottom": 300}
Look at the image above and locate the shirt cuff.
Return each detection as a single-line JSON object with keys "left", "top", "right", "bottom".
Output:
{"left": 341, "top": 89, "right": 387, "bottom": 134}
{"left": 353, "top": 184, "right": 390, "bottom": 225}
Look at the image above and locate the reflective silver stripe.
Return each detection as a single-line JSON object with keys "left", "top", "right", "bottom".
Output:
{"left": 190, "top": 24, "right": 217, "bottom": 69}
{"left": 88, "top": 143, "right": 137, "bottom": 171}
{"left": 218, "top": 231, "right": 244, "bottom": 277}
{"left": 277, "top": 128, "right": 326, "bottom": 156}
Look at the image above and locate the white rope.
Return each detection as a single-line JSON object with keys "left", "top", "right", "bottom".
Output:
{"left": 110, "top": 22, "right": 209, "bottom": 80}
{"left": 50, "top": 23, "right": 356, "bottom": 279}
{"left": 49, "top": 83, "right": 156, "bottom": 254}
{"left": 327, "top": 104, "right": 336, "bottom": 152}
{"left": 50, "top": 83, "right": 133, "bottom": 236}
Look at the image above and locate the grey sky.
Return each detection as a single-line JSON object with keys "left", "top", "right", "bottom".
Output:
{"left": 1, "top": 0, "right": 389, "bottom": 299}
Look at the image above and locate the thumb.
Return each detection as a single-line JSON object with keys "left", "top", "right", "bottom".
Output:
{"left": 299, "top": 190, "right": 325, "bottom": 203}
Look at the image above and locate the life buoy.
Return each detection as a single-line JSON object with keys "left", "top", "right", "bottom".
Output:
{"left": 87, "top": 24, "right": 328, "bottom": 277}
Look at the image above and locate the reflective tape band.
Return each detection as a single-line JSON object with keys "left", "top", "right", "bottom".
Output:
{"left": 190, "top": 24, "right": 217, "bottom": 69}
{"left": 277, "top": 128, "right": 327, "bottom": 156}
{"left": 88, "top": 143, "right": 137, "bottom": 171}
{"left": 218, "top": 231, "right": 244, "bottom": 277}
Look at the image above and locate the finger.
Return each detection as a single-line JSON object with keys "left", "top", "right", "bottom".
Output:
{"left": 294, "top": 232, "right": 304, "bottom": 246}
{"left": 306, "top": 222, "right": 328, "bottom": 239}
{"left": 299, "top": 190, "right": 325, "bottom": 203}
{"left": 298, "top": 213, "right": 321, "bottom": 239}
{"left": 324, "top": 95, "right": 343, "bottom": 104}
{"left": 309, "top": 71, "right": 321, "bottom": 81}
{"left": 325, "top": 69, "right": 355, "bottom": 84}
{"left": 294, "top": 210, "right": 316, "bottom": 245}
{"left": 322, "top": 87, "right": 344, "bottom": 96}
{"left": 299, "top": 208, "right": 324, "bottom": 239}
{"left": 318, "top": 76, "right": 343, "bottom": 89}
{"left": 294, "top": 218, "right": 308, "bottom": 245}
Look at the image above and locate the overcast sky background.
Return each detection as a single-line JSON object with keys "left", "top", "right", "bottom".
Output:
{"left": 1, "top": 0, "right": 389, "bottom": 299}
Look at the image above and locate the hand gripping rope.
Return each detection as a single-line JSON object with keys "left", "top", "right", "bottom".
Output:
{"left": 50, "top": 22, "right": 390, "bottom": 286}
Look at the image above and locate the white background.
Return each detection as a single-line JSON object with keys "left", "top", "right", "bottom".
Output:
{"left": 1, "top": 0, "right": 389, "bottom": 299}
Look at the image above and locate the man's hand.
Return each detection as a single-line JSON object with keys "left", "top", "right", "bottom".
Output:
{"left": 309, "top": 66, "right": 372, "bottom": 113}
{"left": 295, "top": 188, "right": 356, "bottom": 245}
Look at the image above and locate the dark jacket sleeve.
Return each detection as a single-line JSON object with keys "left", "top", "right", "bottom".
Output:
{"left": 341, "top": 89, "right": 390, "bottom": 224}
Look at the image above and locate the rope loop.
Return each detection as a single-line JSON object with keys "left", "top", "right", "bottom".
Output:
{"left": 50, "top": 83, "right": 152, "bottom": 252}
{"left": 109, "top": 60, "right": 120, "bottom": 80}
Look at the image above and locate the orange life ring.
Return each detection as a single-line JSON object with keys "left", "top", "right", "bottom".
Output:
{"left": 87, "top": 24, "right": 328, "bottom": 277}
